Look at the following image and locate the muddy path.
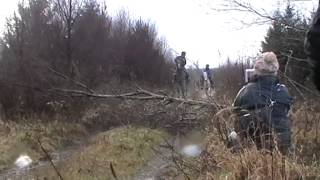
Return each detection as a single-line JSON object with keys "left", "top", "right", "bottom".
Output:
{"left": 134, "top": 130, "right": 205, "bottom": 180}
{"left": 0, "top": 130, "right": 204, "bottom": 180}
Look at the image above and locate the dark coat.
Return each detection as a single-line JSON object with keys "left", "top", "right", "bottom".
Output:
{"left": 233, "top": 75, "right": 293, "bottom": 152}
{"left": 174, "top": 56, "right": 186, "bottom": 69}
{"left": 233, "top": 75, "right": 292, "bottom": 110}
{"left": 305, "top": 3, "right": 320, "bottom": 90}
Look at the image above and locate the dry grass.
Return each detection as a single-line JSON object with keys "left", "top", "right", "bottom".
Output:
{"left": 291, "top": 101, "right": 320, "bottom": 165}
{"left": 201, "top": 133, "right": 320, "bottom": 180}
{"left": 200, "top": 99, "right": 320, "bottom": 180}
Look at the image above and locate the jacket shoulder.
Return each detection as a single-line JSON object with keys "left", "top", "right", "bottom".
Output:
{"left": 273, "top": 83, "right": 293, "bottom": 105}
{"left": 233, "top": 83, "right": 256, "bottom": 107}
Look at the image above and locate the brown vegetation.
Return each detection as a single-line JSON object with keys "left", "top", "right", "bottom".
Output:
{"left": 196, "top": 60, "right": 320, "bottom": 180}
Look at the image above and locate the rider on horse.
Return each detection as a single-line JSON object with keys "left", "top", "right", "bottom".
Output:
{"left": 174, "top": 52, "right": 188, "bottom": 73}
{"left": 201, "top": 64, "right": 214, "bottom": 90}
{"left": 174, "top": 51, "right": 189, "bottom": 98}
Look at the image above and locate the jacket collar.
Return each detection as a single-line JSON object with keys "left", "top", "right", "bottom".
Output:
{"left": 251, "top": 75, "right": 279, "bottom": 85}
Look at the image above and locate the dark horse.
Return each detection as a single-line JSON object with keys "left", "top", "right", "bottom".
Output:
{"left": 174, "top": 67, "right": 189, "bottom": 98}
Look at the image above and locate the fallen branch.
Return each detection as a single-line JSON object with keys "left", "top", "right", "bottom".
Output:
{"left": 37, "top": 138, "right": 64, "bottom": 180}
{"left": 49, "top": 87, "right": 224, "bottom": 110}
{"left": 0, "top": 79, "right": 225, "bottom": 111}
{"left": 48, "top": 66, "right": 95, "bottom": 93}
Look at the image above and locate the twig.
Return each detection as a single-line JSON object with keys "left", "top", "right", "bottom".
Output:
{"left": 283, "top": 50, "right": 293, "bottom": 76}
{"left": 280, "top": 52, "right": 309, "bottom": 63}
{"left": 48, "top": 66, "right": 95, "bottom": 93}
{"left": 279, "top": 71, "right": 320, "bottom": 98}
{"left": 287, "top": 76, "right": 306, "bottom": 100}
{"left": 110, "top": 162, "right": 118, "bottom": 180}
{"left": 37, "top": 138, "right": 64, "bottom": 180}
{"left": 282, "top": 156, "right": 286, "bottom": 180}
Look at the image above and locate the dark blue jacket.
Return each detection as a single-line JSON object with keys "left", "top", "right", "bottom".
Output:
{"left": 233, "top": 75, "right": 293, "bottom": 152}
{"left": 233, "top": 75, "right": 293, "bottom": 130}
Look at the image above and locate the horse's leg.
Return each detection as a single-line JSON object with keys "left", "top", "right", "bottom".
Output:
{"left": 182, "top": 80, "right": 187, "bottom": 98}
{"left": 180, "top": 85, "right": 183, "bottom": 98}
{"left": 184, "top": 70, "right": 189, "bottom": 98}
{"left": 176, "top": 82, "right": 181, "bottom": 98}
{"left": 204, "top": 81, "right": 208, "bottom": 96}
{"left": 184, "top": 83, "right": 187, "bottom": 98}
{"left": 176, "top": 81, "right": 182, "bottom": 98}
{"left": 207, "top": 80, "right": 211, "bottom": 95}
{"left": 179, "top": 84, "right": 183, "bottom": 98}
{"left": 177, "top": 71, "right": 184, "bottom": 98}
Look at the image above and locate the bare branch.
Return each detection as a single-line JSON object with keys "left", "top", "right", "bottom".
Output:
{"left": 56, "top": 0, "right": 69, "bottom": 23}
{"left": 37, "top": 138, "right": 64, "bottom": 180}
{"left": 278, "top": 71, "right": 320, "bottom": 98}
{"left": 48, "top": 66, "right": 95, "bottom": 93}
{"left": 215, "top": 0, "right": 307, "bottom": 31}
{"left": 279, "top": 52, "right": 309, "bottom": 63}
{"left": 49, "top": 87, "right": 224, "bottom": 109}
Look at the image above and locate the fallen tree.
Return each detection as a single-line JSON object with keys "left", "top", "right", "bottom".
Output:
{"left": 49, "top": 87, "right": 224, "bottom": 110}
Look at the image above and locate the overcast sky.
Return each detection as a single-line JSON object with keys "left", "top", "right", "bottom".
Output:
{"left": 0, "top": 0, "right": 318, "bottom": 67}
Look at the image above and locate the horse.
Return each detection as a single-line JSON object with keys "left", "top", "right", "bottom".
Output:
{"left": 200, "top": 71, "right": 213, "bottom": 96}
{"left": 174, "top": 67, "right": 189, "bottom": 98}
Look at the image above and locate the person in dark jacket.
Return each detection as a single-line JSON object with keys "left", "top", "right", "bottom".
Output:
{"left": 174, "top": 51, "right": 187, "bottom": 70}
{"left": 174, "top": 51, "right": 189, "bottom": 82}
{"left": 233, "top": 52, "right": 293, "bottom": 154}
{"left": 173, "top": 51, "right": 189, "bottom": 98}
{"left": 305, "top": 1, "right": 320, "bottom": 90}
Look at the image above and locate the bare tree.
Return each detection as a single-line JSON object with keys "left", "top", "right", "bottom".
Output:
{"left": 0, "top": 0, "right": 174, "bottom": 117}
{"left": 55, "top": 0, "right": 82, "bottom": 79}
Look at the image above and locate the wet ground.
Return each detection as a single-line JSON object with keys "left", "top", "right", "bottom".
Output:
{"left": 0, "top": 141, "right": 86, "bottom": 180}
{"left": 134, "top": 130, "right": 205, "bottom": 180}
{"left": 0, "top": 130, "right": 205, "bottom": 180}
